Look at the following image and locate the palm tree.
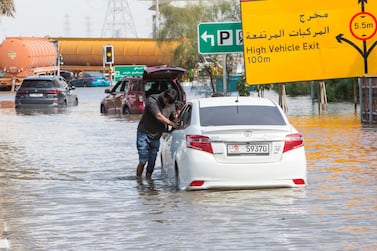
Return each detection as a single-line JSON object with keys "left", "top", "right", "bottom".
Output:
{"left": 0, "top": 0, "right": 15, "bottom": 17}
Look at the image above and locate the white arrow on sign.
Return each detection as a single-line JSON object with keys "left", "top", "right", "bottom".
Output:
{"left": 201, "top": 31, "right": 215, "bottom": 46}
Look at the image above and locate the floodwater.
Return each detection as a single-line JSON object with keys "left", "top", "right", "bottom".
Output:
{"left": 0, "top": 86, "right": 376, "bottom": 250}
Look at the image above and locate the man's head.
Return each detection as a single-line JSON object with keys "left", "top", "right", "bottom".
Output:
{"left": 161, "top": 89, "right": 178, "bottom": 106}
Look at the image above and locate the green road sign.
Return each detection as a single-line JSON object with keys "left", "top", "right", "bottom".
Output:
{"left": 113, "top": 65, "right": 146, "bottom": 82}
{"left": 197, "top": 22, "right": 243, "bottom": 54}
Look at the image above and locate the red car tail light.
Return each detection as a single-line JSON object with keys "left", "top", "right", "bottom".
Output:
{"left": 189, "top": 180, "right": 205, "bottom": 187}
{"left": 186, "top": 135, "right": 213, "bottom": 154}
{"left": 293, "top": 179, "right": 305, "bottom": 185}
{"left": 283, "top": 133, "right": 304, "bottom": 153}
{"left": 44, "top": 90, "right": 61, "bottom": 95}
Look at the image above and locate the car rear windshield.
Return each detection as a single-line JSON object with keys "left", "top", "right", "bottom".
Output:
{"left": 200, "top": 105, "right": 287, "bottom": 126}
{"left": 21, "top": 80, "right": 55, "bottom": 88}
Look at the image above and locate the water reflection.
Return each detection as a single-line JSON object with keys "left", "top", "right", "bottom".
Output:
{"left": 15, "top": 107, "right": 72, "bottom": 115}
{"left": 0, "top": 88, "right": 376, "bottom": 250}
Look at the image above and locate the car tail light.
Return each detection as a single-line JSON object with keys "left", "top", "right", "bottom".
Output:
{"left": 89, "top": 77, "right": 95, "bottom": 81}
{"left": 283, "top": 133, "right": 304, "bottom": 153}
{"left": 189, "top": 180, "right": 205, "bottom": 187}
{"left": 186, "top": 135, "right": 213, "bottom": 154}
{"left": 16, "top": 90, "right": 28, "bottom": 94}
{"left": 44, "top": 90, "right": 61, "bottom": 95}
{"left": 293, "top": 179, "right": 305, "bottom": 185}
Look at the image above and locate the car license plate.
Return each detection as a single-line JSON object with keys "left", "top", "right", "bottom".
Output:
{"left": 29, "top": 93, "right": 43, "bottom": 97}
{"left": 227, "top": 143, "right": 269, "bottom": 155}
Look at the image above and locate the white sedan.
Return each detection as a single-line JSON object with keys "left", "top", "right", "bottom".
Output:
{"left": 160, "top": 96, "right": 307, "bottom": 191}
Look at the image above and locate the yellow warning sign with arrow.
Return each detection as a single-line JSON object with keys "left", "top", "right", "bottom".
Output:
{"left": 240, "top": 0, "right": 377, "bottom": 85}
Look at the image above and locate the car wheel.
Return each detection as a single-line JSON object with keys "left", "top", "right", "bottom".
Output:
{"left": 122, "top": 106, "right": 130, "bottom": 115}
{"left": 160, "top": 155, "right": 166, "bottom": 177}
{"left": 100, "top": 104, "right": 107, "bottom": 114}
{"left": 174, "top": 164, "right": 180, "bottom": 189}
{"left": 74, "top": 98, "right": 79, "bottom": 106}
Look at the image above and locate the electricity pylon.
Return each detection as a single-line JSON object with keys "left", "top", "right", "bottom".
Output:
{"left": 101, "top": 0, "right": 138, "bottom": 38}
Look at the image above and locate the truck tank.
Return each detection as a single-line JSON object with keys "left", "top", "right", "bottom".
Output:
{"left": 52, "top": 37, "right": 179, "bottom": 70}
{"left": 0, "top": 37, "right": 57, "bottom": 72}
{"left": 0, "top": 37, "right": 59, "bottom": 90}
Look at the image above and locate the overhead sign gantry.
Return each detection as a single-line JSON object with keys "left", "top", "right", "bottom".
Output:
{"left": 240, "top": 0, "right": 377, "bottom": 85}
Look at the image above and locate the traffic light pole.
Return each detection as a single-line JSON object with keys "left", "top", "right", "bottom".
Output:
{"left": 103, "top": 45, "right": 114, "bottom": 86}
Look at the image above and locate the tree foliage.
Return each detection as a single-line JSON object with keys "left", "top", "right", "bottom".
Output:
{"left": 0, "top": 0, "right": 15, "bottom": 17}
{"left": 156, "top": 0, "right": 240, "bottom": 70}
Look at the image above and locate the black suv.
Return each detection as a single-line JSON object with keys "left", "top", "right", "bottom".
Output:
{"left": 100, "top": 66, "right": 186, "bottom": 115}
{"left": 15, "top": 75, "right": 78, "bottom": 109}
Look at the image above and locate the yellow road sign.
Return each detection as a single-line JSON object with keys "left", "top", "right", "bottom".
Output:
{"left": 240, "top": 0, "right": 377, "bottom": 85}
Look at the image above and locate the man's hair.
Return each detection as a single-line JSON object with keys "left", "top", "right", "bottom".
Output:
{"left": 163, "top": 89, "right": 178, "bottom": 104}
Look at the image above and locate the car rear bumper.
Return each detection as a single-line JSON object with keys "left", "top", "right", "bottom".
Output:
{"left": 176, "top": 148, "right": 307, "bottom": 191}
{"left": 15, "top": 104, "right": 61, "bottom": 109}
{"left": 15, "top": 100, "right": 64, "bottom": 109}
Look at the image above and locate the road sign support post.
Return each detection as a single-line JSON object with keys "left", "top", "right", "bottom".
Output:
{"left": 222, "top": 54, "right": 227, "bottom": 95}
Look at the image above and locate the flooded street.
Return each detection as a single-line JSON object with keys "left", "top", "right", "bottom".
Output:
{"left": 0, "top": 87, "right": 376, "bottom": 250}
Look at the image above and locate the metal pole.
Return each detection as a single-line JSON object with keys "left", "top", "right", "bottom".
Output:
{"left": 223, "top": 54, "right": 227, "bottom": 95}
{"left": 369, "top": 78, "right": 372, "bottom": 124}
{"left": 156, "top": 0, "right": 159, "bottom": 29}
{"left": 353, "top": 78, "right": 357, "bottom": 113}
{"left": 358, "top": 77, "right": 362, "bottom": 123}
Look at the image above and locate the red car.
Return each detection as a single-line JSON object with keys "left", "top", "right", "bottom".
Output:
{"left": 100, "top": 66, "right": 186, "bottom": 115}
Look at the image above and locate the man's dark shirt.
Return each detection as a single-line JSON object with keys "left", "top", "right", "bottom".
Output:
{"left": 137, "top": 93, "right": 176, "bottom": 139}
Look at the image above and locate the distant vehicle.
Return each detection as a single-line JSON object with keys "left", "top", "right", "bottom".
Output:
{"left": 100, "top": 66, "right": 186, "bottom": 115}
{"left": 59, "top": 70, "right": 74, "bottom": 82}
{"left": 70, "top": 71, "right": 110, "bottom": 87}
{"left": 15, "top": 76, "right": 78, "bottom": 109}
{"left": 160, "top": 96, "right": 307, "bottom": 191}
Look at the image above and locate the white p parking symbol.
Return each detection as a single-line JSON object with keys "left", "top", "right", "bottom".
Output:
{"left": 217, "top": 30, "right": 233, "bottom": 46}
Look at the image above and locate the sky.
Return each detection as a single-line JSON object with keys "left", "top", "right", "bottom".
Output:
{"left": 0, "top": 0, "right": 155, "bottom": 41}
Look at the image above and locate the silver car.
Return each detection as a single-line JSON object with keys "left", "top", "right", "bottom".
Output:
{"left": 15, "top": 76, "right": 78, "bottom": 109}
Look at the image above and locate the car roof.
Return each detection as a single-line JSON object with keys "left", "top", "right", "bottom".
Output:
{"left": 23, "top": 75, "right": 61, "bottom": 81}
{"left": 196, "top": 96, "right": 278, "bottom": 108}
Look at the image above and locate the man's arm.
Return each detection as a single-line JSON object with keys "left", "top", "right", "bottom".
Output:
{"left": 155, "top": 112, "right": 178, "bottom": 128}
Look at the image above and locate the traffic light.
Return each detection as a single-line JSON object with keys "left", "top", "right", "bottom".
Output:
{"left": 104, "top": 45, "right": 114, "bottom": 64}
